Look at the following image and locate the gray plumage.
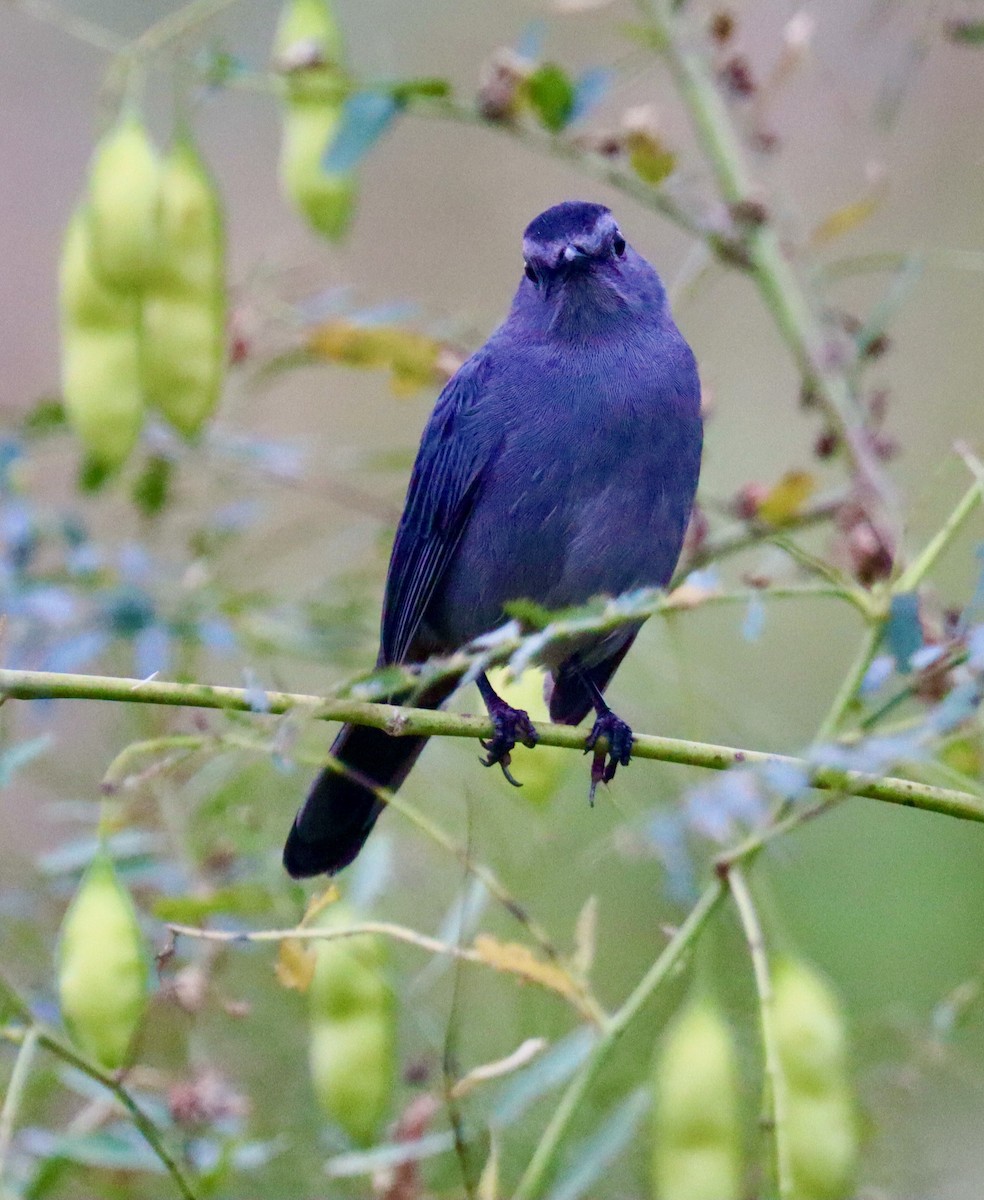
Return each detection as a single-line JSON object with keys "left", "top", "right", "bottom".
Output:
{"left": 284, "top": 201, "right": 702, "bottom": 877}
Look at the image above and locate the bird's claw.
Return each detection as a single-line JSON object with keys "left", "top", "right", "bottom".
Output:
{"left": 480, "top": 703, "right": 539, "bottom": 788}
{"left": 584, "top": 710, "right": 633, "bottom": 805}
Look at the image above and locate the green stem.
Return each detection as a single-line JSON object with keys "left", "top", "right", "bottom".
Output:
{"left": 0, "top": 1024, "right": 39, "bottom": 1196}
{"left": 1, "top": 668, "right": 981, "bottom": 822}
{"left": 639, "top": 0, "right": 898, "bottom": 555}
{"left": 894, "top": 476, "right": 984, "bottom": 592}
{"left": 414, "top": 98, "right": 706, "bottom": 241}
{"left": 727, "top": 866, "right": 793, "bottom": 1200}
{"left": 0, "top": 979, "right": 196, "bottom": 1200}
{"left": 513, "top": 879, "right": 727, "bottom": 1200}
{"left": 814, "top": 621, "right": 884, "bottom": 744}
{"left": 673, "top": 490, "right": 848, "bottom": 584}
{"left": 11, "top": 0, "right": 127, "bottom": 53}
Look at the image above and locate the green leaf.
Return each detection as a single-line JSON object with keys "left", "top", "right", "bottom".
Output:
{"left": 0, "top": 735, "right": 52, "bottom": 786}
{"left": 626, "top": 131, "right": 676, "bottom": 186}
{"left": 525, "top": 63, "right": 576, "bottom": 133}
{"left": 946, "top": 19, "right": 984, "bottom": 44}
{"left": 131, "top": 454, "right": 173, "bottom": 516}
{"left": 21, "top": 397, "right": 67, "bottom": 436}
{"left": 153, "top": 882, "right": 273, "bottom": 923}
{"left": 547, "top": 1088, "right": 650, "bottom": 1200}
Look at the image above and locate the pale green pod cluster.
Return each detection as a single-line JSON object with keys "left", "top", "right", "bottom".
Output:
{"left": 57, "top": 850, "right": 150, "bottom": 1070}
{"left": 59, "top": 114, "right": 227, "bottom": 471}
{"left": 274, "top": 0, "right": 356, "bottom": 241}
{"left": 141, "top": 137, "right": 226, "bottom": 438}
{"left": 307, "top": 905, "right": 395, "bottom": 1145}
{"left": 773, "top": 958, "right": 858, "bottom": 1200}
{"left": 59, "top": 207, "right": 144, "bottom": 472}
{"left": 652, "top": 999, "right": 743, "bottom": 1200}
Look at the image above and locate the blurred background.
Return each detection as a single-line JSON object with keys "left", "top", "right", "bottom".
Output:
{"left": 2, "top": 1, "right": 984, "bottom": 1197}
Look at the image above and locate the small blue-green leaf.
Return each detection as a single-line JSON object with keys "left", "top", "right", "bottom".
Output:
{"left": 491, "top": 1026, "right": 598, "bottom": 1128}
{"left": 323, "top": 92, "right": 400, "bottom": 173}
{"left": 547, "top": 1088, "right": 650, "bottom": 1200}
{"left": 967, "top": 624, "right": 984, "bottom": 671}
{"left": 741, "top": 593, "right": 765, "bottom": 642}
{"left": 516, "top": 19, "right": 546, "bottom": 61}
{"left": 0, "top": 735, "right": 52, "bottom": 786}
{"left": 886, "top": 592, "right": 923, "bottom": 672}
{"left": 860, "top": 654, "right": 894, "bottom": 695}
{"left": 929, "top": 681, "right": 981, "bottom": 734}
{"left": 570, "top": 67, "right": 613, "bottom": 123}
{"left": 19, "top": 1127, "right": 163, "bottom": 1172}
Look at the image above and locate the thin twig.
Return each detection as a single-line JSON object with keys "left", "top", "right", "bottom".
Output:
{"left": 726, "top": 866, "right": 793, "bottom": 1200}
{"left": 166, "top": 921, "right": 604, "bottom": 1024}
{"left": 0, "top": 977, "right": 196, "bottom": 1200}
{"left": 512, "top": 879, "right": 728, "bottom": 1200}
{"left": 0, "top": 1024, "right": 39, "bottom": 1193}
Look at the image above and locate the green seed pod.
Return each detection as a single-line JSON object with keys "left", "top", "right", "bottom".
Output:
{"left": 652, "top": 999, "right": 743, "bottom": 1200}
{"left": 86, "top": 114, "right": 161, "bottom": 292}
{"left": 275, "top": 0, "right": 355, "bottom": 240}
{"left": 279, "top": 101, "right": 356, "bottom": 242}
{"left": 784, "top": 1089, "right": 858, "bottom": 1200}
{"left": 57, "top": 849, "right": 150, "bottom": 1070}
{"left": 307, "top": 906, "right": 395, "bottom": 1145}
{"left": 274, "top": 0, "right": 343, "bottom": 74}
{"left": 773, "top": 958, "right": 858, "bottom": 1200}
{"left": 140, "top": 136, "right": 226, "bottom": 438}
{"left": 59, "top": 207, "right": 144, "bottom": 471}
{"left": 773, "top": 957, "right": 848, "bottom": 1095}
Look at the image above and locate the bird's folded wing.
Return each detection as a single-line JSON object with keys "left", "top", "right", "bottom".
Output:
{"left": 380, "top": 351, "right": 501, "bottom": 665}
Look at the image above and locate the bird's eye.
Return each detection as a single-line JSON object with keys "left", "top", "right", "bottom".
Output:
{"left": 612, "top": 235, "right": 626, "bottom": 257}
{"left": 524, "top": 262, "right": 537, "bottom": 283}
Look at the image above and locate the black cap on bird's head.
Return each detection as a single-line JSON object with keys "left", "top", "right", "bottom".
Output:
{"left": 521, "top": 201, "right": 627, "bottom": 285}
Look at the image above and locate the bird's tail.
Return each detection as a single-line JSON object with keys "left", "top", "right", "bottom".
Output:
{"left": 283, "top": 679, "right": 456, "bottom": 878}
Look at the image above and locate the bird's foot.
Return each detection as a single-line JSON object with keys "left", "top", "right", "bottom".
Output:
{"left": 584, "top": 710, "right": 633, "bottom": 805}
{"left": 480, "top": 699, "right": 539, "bottom": 787}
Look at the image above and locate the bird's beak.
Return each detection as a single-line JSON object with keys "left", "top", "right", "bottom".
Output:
{"left": 562, "top": 244, "right": 588, "bottom": 263}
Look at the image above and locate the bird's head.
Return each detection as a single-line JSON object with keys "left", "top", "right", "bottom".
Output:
{"left": 513, "top": 201, "right": 666, "bottom": 335}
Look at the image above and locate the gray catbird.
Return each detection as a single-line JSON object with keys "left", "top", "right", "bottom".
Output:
{"left": 284, "top": 200, "right": 702, "bottom": 877}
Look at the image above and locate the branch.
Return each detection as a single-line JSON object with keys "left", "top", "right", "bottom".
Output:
{"left": 165, "top": 920, "right": 605, "bottom": 1025}
{"left": 1, "top": 668, "right": 981, "bottom": 823}
{"left": 513, "top": 879, "right": 728, "bottom": 1200}
{"left": 638, "top": 2, "right": 900, "bottom": 556}
{"left": 726, "top": 866, "right": 793, "bottom": 1200}
{"left": 0, "top": 976, "right": 196, "bottom": 1200}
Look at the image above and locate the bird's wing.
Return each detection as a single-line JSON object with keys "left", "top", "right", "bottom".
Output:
{"left": 380, "top": 350, "right": 501, "bottom": 665}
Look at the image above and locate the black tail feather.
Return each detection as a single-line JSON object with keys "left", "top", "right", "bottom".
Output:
{"left": 283, "top": 677, "right": 458, "bottom": 877}
{"left": 283, "top": 724, "right": 427, "bottom": 877}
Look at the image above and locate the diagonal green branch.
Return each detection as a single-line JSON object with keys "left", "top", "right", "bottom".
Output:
{"left": 1, "top": 668, "right": 981, "bottom": 824}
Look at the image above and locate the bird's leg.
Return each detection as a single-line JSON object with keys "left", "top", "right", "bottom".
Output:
{"left": 580, "top": 672, "right": 634, "bottom": 805}
{"left": 476, "top": 672, "right": 539, "bottom": 787}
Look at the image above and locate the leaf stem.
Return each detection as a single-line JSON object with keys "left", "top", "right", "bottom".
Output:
{"left": 512, "top": 878, "right": 727, "bottom": 1200}
{"left": 726, "top": 866, "right": 793, "bottom": 1200}
{"left": 0, "top": 1024, "right": 39, "bottom": 1196}
{"left": 0, "top": 976, "right": 196, "bottom": 1200}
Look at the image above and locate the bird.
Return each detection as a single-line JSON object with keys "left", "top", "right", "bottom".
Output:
{"left": 283, "top": 200, "right": 702, "bottom": 878}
